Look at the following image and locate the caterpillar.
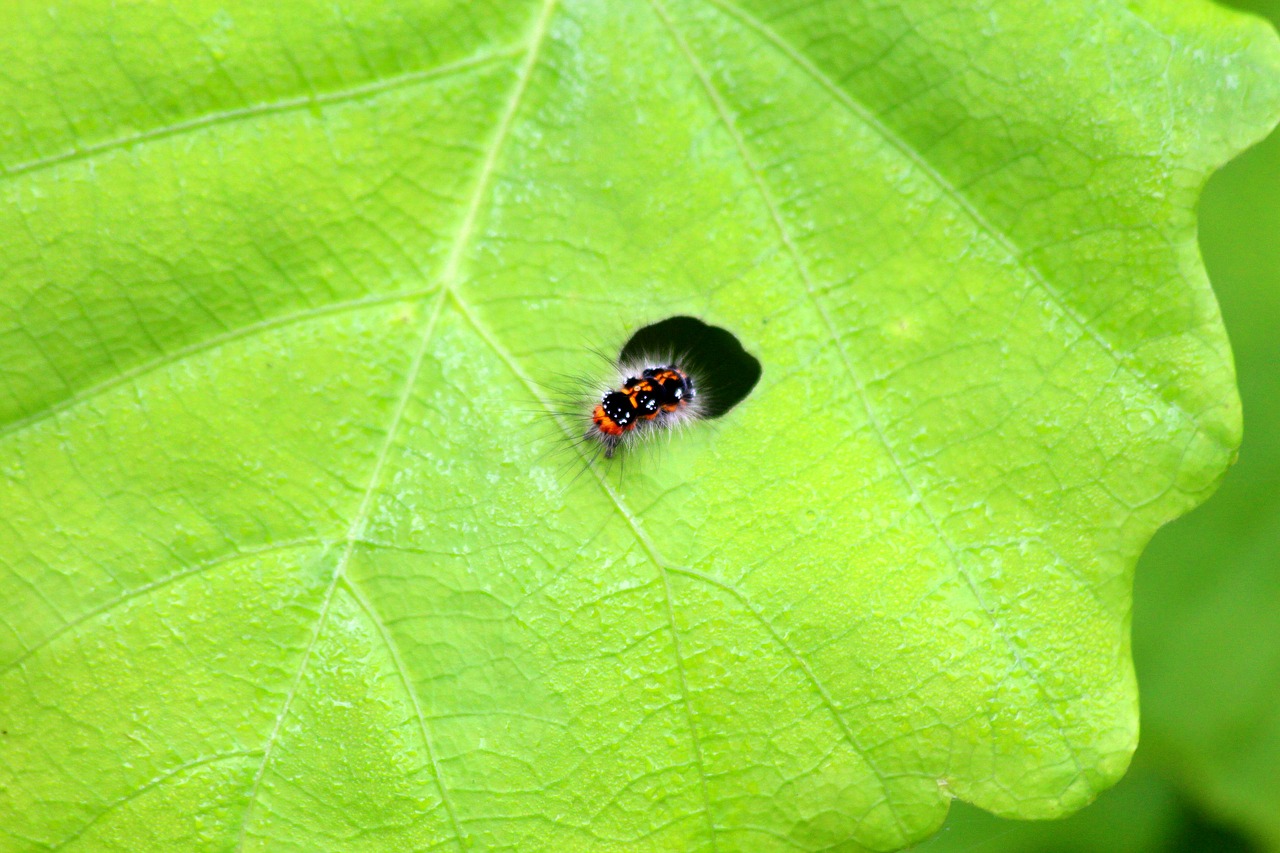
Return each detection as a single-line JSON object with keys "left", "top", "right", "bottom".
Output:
{"left": 589, "top": 363, "right": 701, "bottom": 458}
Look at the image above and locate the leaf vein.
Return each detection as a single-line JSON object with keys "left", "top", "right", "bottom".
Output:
{"left": 0, "top": 46, "right": 522, "bottom": 181}
{"left": 0, "top": 537, "right": 326, "bottom": 677}
{"left": 51, "top": 750, "right": 263, "bottom": 851}
{"left": 0, "top": 287, "right": 438, "bottom": 443}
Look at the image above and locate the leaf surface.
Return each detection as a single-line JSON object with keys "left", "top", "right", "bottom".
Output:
{"left": 1, "top": 1, "right": 1277, "bottom": 850}
{"left": 1132, "top": 27, "right": 1280, "bottom": 847}
{"left": 884, "top": 20, "right": 1280, "bottom": 843}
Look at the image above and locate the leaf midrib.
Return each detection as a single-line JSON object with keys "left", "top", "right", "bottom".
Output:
{"left": 231, "top": 0, "right": 562, "bottom": 844}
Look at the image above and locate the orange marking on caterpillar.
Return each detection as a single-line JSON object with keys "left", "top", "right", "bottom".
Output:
{"left": 587, "top": 365, "right": 697, "bottom": 458}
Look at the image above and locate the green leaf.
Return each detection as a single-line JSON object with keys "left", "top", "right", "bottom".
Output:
{"left": 1132, "top": 29, "right": 1280, "bottom": 850}
{"left": 1, "top": 1, "right": 1277, "bottom": 850}
{"left": 859, "top": 15, "right": 1280, "bottom": 843}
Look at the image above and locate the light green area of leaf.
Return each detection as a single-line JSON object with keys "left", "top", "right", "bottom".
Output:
{"left": 1132, "top": 5, "right": 1280, "bottom": 844}
{"left": 899, "top": 3, "right": 1280, "bottom": 849}
{"left": 1, "top": 1, "right": 1277, "bottom": 850}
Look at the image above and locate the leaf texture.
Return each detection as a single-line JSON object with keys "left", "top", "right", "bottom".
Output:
{"left": 1, "top": 0, "right": 1278, "bottom": 850}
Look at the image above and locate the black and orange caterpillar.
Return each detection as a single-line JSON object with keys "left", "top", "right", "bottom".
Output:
{"left": 590, "top": 365, "right": 696, "bottom": 457}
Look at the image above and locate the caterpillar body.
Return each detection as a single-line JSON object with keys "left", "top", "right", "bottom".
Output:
{"left": 589, "top": 363, "right": 700, "bottom": 458}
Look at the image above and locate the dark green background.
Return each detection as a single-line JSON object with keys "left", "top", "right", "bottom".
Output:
{"left": 915, "top": 0, "right": 1280, "bottom": 850}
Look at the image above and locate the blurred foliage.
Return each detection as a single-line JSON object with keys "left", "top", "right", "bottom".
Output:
{"left": 916, "top": 0, "right": 1280, "bottom": 850}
